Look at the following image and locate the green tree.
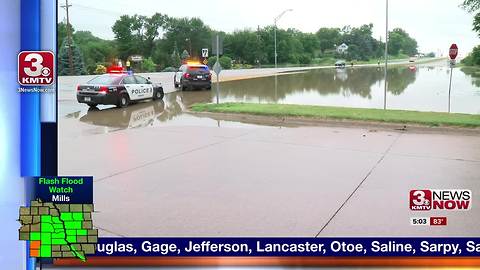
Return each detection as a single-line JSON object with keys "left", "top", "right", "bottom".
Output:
{"left": 462, "top": 0, "right": 480, "bottom": 35}
{"left": 462, "top": 45, "right": 480, "bottom": 66}
{"left": 340, "top": 24, "right": 383, "bottom": 61}
{"left": 316, "top": 28, "right": 341, "bottom": 53}
{"left": 112, "top": 13, "right": 167, "bottom": 60}
{"left": 388, "top": 28, "right": 418, "bottom": 56}
{"left": 73, "top": 31, "right": 116, "bottom": 74}
{"left": 58, "top": 38, "right": 87, "bottom": 75}
{"left": 57, "top": 22, "right": 73, "bottom": 52}
{"left": 142, "top": 57, "right": 157, "bottom": 72}
{"left": 460, "top": 2, "right": 480, "bottom": 65}
{"left": 224, "top": 29, "right": 265, "bottom": 64}
{"left": 181, "top": 49, "right": 190, "bottom": 60}
{"left": 163, "top": 17, "right": 213, "bottom": 59}
{"left": 207, "top": 56, "right": 232, "bottom": 69}
{"left": 170, "top": 42, "right": 181, "bottom": 68}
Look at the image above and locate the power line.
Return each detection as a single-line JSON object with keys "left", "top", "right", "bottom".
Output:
{"left": 68, "top": 3, "right": 123, "bottom": 15}
{"left": 59, "top": 1, "right": 130, "bottom": 16}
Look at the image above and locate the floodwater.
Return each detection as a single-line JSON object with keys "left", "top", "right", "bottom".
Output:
{"left": 218, "top": 63, "right": 480, "bottom": 114}
{"left": 60, "top": 61, "right": 480, "bottom": 134}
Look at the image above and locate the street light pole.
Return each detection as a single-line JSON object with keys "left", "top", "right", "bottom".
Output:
{"left": 384, "top": 0, "right": 389, "bottom": 110}
{"left": 274, "top": 23, "right": 277, "bottom": 68}
{"left": 274, "top": 9, "right": 293, "bottom": 69}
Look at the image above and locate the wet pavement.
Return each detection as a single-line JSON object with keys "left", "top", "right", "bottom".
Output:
{"left": 58, "top": 63, "right": 480, "bottom": 237}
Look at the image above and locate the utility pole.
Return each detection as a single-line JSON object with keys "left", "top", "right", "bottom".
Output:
{"left": 384, "top": 0, "right": 389, "bottom": 110}
{"left": 61, "top": 0, "right": 74, "bottom": 75}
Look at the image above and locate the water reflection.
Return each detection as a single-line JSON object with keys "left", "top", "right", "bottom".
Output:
{"left": 388, "top": 66, "right": 417, "bottom": 95}
{"left": 460, "top": 67, "right": 480, "bottom": 88}
{"left": 75, "top": 92, "right": 195, "bottom": 130}
{"left": 218, "top": 64, "right": 480, "bottom": 114}
{"left": 220, "top": 66, "right": 417, "bottom": 102}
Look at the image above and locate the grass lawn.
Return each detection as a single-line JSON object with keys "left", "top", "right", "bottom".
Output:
{"left": 191, "top": 103, "right": 480, "bottom": 128}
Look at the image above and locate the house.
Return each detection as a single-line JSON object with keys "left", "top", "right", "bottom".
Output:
{"left": 337, "top": 43, "right": 349, "bottom": 54}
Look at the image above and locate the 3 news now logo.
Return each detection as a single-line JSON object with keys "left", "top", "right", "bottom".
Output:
{"left": 410, "top": 189, "right": 472, "bottom": 211}
{"left": 18, "top": 51, "right": 54, "bottom": 86}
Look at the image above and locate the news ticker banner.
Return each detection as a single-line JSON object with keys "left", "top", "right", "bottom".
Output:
{"left": 91, "top": 238, "right": 480, "bottom": 257}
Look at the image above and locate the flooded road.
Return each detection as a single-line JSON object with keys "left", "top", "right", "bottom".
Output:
{"left": 217, "top": 64, "right": 480, "bottom": 114}
{"left": 59, "top": 61, "right": 479, "bottom": 136}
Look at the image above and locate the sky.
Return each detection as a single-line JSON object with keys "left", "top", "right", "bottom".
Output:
{"left": 58, "top": 0, "right": 479, "bottom": 56}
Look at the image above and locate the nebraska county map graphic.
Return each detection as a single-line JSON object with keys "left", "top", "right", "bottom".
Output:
{"left": 18, "top": 199, "right": 98, "bottom": 261}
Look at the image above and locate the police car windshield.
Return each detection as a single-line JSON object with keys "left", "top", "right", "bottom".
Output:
{"left": 87, "top": 75, "right": 123, "bottom": 85}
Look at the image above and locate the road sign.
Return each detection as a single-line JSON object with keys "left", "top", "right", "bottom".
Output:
{"left": 212, "top": 36, "right": 224, "bottom": 55}
{"left": 202, "top": 48, "right": 209, "bottom": 58}
{"left": 448, "top": 44, "right": 458, "bottom": 113}
{"left": 213, "top": 61, "right": 222, "bottom": 75}
{"left": 203, "top": 59, "right": 208, "bottom": 65}
{"left": 449, "top": 59, "right": 456, "bottom": 67}
{"left": 130, "top": 55, "right": 143, "bottom": 62}
{"left": 449, "top": 44, "right": 458, "bottom": 60}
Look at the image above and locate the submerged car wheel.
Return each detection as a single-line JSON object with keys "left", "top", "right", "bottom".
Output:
{"left": 117, "top": 94, "right": 129, "bottom": 108}
{"left": 153, "top": 89, "right": 164, "bottom": 100}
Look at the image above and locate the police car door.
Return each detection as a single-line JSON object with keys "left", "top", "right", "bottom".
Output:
{"left": 122, "top": 76, "right": 140, "bottom": 100}
{"left": 134, "top": 75, "right": 154, "bottom": 100}
{"left": 175, "top": 65, "right": 184, "bottom": 84}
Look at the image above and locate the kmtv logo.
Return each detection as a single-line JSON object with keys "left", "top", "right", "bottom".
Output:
{"left": 410, "top": 189, "right": 472, "bottom": 211}
{"left": 18, "top": 51, "right": 54, "bottom": 86}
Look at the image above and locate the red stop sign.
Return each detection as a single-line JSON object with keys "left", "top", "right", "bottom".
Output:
{"left": 449, "top": 44, "right": 458, "bottom": 60}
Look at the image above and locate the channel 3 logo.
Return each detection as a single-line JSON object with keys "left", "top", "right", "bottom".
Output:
{"left": 410, "top": 190, "right": 432, "bottom": 211}
{"left": 18, "top": 51, "right": 54, "bottom": 86}
{"left": 410, "top": 189, "right": 472, "bottom": 211}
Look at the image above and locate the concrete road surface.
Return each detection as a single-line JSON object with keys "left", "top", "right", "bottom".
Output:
{"left": 59, "top": 99, "right": 480, "bottom": 237}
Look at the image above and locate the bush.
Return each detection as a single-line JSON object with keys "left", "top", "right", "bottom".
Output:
{"left": 232, "top": 63, "right": 253, "bottom": 69}
{"left": 162, "top": 67, "right": 177, "bottom": 72}
{"left": 142, "top": 57, "right": 157, "bottom": 72}
{"left": 298, "top": 54, "right": 312, "bottom": 65}
{"left": 94, "top": 64, "right": 106, "bottom": 74}
{"left": 207, "top": 56, "right": 232, "bottom": 70}
{"left": 462, "top": 46, "right": 480, "bottom": 66}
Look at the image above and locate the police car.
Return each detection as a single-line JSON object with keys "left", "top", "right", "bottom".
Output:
{"left": 174, "top": 63, "right": 212, "bottom": 90}
{"left": 77, "top": 73, "right": 164, "bottom": 108}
